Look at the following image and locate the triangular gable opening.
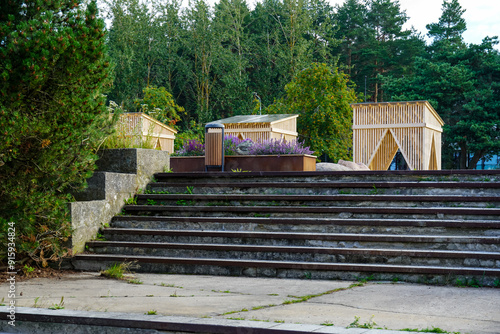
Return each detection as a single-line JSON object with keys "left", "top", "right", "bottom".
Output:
{"left": 389, "top": 150, "right": 410, "bottom": 170}
{"left": 368, "top": 130, "right": 399, "bottom": 170}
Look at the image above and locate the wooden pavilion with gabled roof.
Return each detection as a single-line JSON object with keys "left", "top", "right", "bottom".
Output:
{"left": 211, "top": 114, "right": 298, "bottom": 143}
{"left": 351, "top": 101, "right": 444, "bottom": 170}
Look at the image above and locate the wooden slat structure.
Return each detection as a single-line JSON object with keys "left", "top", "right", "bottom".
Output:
{"left": 351, "top": 101, "right": 444, "bottom": 170}
{"left": 116, "top": 112, "right": 177, "bottom": 153}
{"left": 212, "top": 114, "right": 298, "bottom": 143}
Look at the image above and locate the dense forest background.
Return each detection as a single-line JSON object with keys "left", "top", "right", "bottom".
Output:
{"left": 100, "top": 0, "right": 500, "bottom": 169}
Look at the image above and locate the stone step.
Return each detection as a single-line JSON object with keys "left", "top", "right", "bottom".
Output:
{"left": 154, "top": 170, "right": 500, "bottom": 183}
{"left": 99, "top": 228, "right": 500, "bottom": 252}
{"left": 110, "top": 216, "right": 500, "bottom": 236}
{"left": 135, "top": 193, "right": 500, "bottom": 208}
{"left": 86, "top": 240, "right": 500, "bottom": 268}
{"left": 147, "top": 181, "right": 500, "bottom": 196}
{"left": 72, "top": 253, "right": 500, "bottom": 284}
{"left": 122, "top": 204, "right": 500, "bottom": 220}
{"left": 76, "top": 170, "right": 500, "bottom": 285}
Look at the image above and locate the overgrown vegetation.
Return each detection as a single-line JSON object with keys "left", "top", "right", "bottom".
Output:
{"left": 0, "top": 0, "right": 114, "bottom": 265}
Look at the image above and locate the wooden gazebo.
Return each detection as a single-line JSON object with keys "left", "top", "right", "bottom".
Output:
{"left": 351, "top": 101, "right": 444, "bottom": 170}
{"left": 116, "top": 112, "right": 177, "bottom": 153}
{"left": 211, "top": 114, "right": 298, "bottom": 143}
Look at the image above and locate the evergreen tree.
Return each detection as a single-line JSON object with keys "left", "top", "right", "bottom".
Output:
{"left": 212, "top": 0, "right": 253, "bottom": 117}
{"left": 333, "top": 0, "right": 370, "bottom": 77}
{"left": 0, "top": 0, "right": 114, "bottom": 263}
{"left": 183, "top": 0, "right": 222, "bottom": 123}
{"left": 426, "top": 0, "right": 467, "bottom": 55}
{"left": 106, "top": 0, "right": 170, "bottom": 109}
{"left": 333, "top": 0, "right": 423, "bottom": 102}
{"left": 383, "top": 0, "right": 500, "bottom": 169}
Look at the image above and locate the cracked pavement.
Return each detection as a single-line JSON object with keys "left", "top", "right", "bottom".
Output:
{"left": 2, "top": 272, "right": 500, "bottom": 333}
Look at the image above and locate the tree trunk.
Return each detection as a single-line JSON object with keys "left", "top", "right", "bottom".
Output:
{"left": 469, "top": 149, "right": 486, "bottom": 170}
{"left": 459, "top": 145, "right": 468, "bottom": 169}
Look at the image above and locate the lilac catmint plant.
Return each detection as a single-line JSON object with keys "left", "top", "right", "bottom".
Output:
{"left": 175, "top": 139, "right": 205, "bottom": 156}
{"left": 224, "top": 135, "right": 252, "bottom": 155}
{"left": 248, "top": 139, "right": 314, "bottom": 155}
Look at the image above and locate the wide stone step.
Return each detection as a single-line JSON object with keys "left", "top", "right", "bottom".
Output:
{"left": 135, "top": 193, "right": 500, "bottom": 208}
{"left": 148, "top": 181, "right": 500, "bottom": 196}
{"left": 154, "top": 170, "right": 500, "bottom": 183}
{"left": 100, "top": 228, "right": 500, "bottom": 252}
{"left": 122, "top": 204, "right": 500, "bottom": 220}
{"left": 86, "top": 240, "right": 500, "bottom": 268}
{"left": 111, "top": 216, "right": 500, "bottom": 236}
{"left": 72, "top": 253, "right": 500, "bottom": 284}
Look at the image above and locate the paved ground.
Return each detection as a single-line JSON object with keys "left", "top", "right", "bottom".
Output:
{"left": 1, "top": 272, "right": 500, "bottom": 333}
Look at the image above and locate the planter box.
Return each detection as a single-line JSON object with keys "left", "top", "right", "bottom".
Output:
{"left": 171, "top": 154, "right": 317, "bottom": 172}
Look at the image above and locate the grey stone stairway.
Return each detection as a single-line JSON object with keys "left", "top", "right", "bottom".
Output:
{"left": 73, "top": 170, "right": 500, "bottom": 285}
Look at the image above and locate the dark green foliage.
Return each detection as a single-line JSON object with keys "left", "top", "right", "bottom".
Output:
{"left": 333, "top": 0, "right": 425, "bottom": 102}
{"left": 0, "top": 0, "right": 114, "bottom": 264}
{"left": 383, "top": 0, "right": 500, "bottom": 169}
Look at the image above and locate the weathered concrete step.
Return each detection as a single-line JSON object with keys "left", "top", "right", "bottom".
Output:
{"left": 72, "top": 253, "right": 500, "bottom": 281}
{"left": 112, "top": 216, "right": 500, "bottom": 236}
{"left": 100, "top": 229, "right": 500, "bottom": 251}
{"left": 86, "top": 241, "right": 500, "bottom": 268}
{"left": 112, "top": 216, "right": 500, "bottom": 232}
{"left": 155, "top": 170, "right": 500, "bottom": 183}
{"left": 123, "top": 205, "right": 500, "bottom": 220}
{"left": 135, "top": 193, "right": 500, "bottom": 208}
{"left": 148, "top": 181, "right": 500, "bottom": 196}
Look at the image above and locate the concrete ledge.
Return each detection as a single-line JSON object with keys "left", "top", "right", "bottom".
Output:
{"left": 70, "top": 149, "right": 170, "bottom": 254}
{"left": 0, "top": 307, "right": 413, "bottom": 334}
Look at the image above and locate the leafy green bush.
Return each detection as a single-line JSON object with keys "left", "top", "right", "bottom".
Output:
{"left": 266, "top": 63, "right": 358, "bottom": 160}
{"left": 0, "top": 0, "right": 114, "bottom": 265}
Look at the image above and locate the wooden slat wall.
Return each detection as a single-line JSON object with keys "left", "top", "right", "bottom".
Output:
{"left": 352, "top": 102, "right": 443, "bottom": 170}
{"left": 116, "top": 113, "right": 176, "bottom": 153}
{"left": 274, "top": 118, "right": 297, "bottom": 133}
{"left": 224, "top": 121, "right": 296, "bottom": 143}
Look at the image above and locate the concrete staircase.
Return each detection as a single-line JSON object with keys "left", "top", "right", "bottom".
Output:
{"left": 73, "top": 170, "right": 500, "bottom": 285}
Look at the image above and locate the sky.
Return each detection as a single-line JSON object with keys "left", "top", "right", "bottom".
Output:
{"left": 325, "top": 0, "right": 499, "bottom": 47}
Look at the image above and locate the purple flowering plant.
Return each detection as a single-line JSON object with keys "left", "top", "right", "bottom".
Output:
{"left": 224, "top": 135, "right": 252, "bottom": 156}
{"left": 174, "top": 139, "right": 205, "bottom": 156}
{"left": 174, "top": 136, "right": 313, "bottom": 156}
{"left": 248, "top": 139, "right": 314, "bottom": 156}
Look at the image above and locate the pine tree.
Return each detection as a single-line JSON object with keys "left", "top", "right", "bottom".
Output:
{"left": 383, "top": 0, "right": 500, "bottom": 169}
{"left": 0, "top": 0, "right": 113, "bottom": 264}
{"left": 427, "top": 0, "right": 466, "bottom": 45}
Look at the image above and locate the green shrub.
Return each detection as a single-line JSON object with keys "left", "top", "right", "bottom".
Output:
{"left": 0, "top": 0, "right": 114, "bottom": 265}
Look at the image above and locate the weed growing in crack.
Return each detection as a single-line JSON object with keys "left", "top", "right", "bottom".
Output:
{"left": 124, "top": 196, "right": 137, "bottom": 205}
{"left": 48, "top": 297, "right": 65, "bottom": 310}
{"left": 400, "top": 327, "right": 461, "bottom": 333}
{"left": 348, "top": 315, "right": 381, "bottom": 329}
{"left": 146, "top": 199, "right": 157, "bottom": 205}
{"left": 100, "top": 262, "right": 137, "bottom": 280}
